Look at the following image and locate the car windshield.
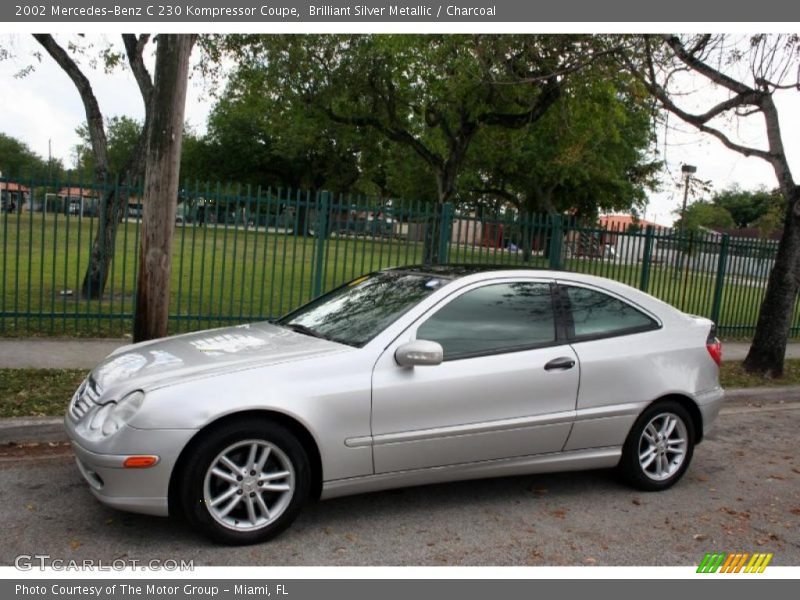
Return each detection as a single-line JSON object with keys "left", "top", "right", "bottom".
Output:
{"left": 277, "top": 271, "right": 450, "bottom": 347}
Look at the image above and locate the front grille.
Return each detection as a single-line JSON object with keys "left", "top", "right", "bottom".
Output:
{"left": 69, "top": 376, "right": 102, "bottom": 421}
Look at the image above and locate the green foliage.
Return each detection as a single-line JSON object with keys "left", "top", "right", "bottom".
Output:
{"left": 73, "top": 116, "right": 143, "bottom": 179}
{"left": 182, "top": 67, "right": 360, "bottom": 193}
{"left": 0, "top": 132, "right": 61, "bottom": 177}
{"left": 710, "top": 185, "right": 784, "bottom": 229}
{"left": 198, "top": 34, "right": 657, "bottom": 215}
{"left": 675, "top": 201, "right": 735, "bottom": 232}
{"left": 461, "top": 73, "right": 659, "bottom": 216}
{"left": 752, "top": 204, "right": 784, "bottom": 238}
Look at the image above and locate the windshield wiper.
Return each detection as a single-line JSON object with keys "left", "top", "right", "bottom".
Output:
{"left": 282, "top": 322, "right": 332, "bottom": 341}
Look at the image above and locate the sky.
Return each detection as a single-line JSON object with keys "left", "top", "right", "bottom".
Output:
{"left": 1, "top": 33, "right": 798, "bottom": 226}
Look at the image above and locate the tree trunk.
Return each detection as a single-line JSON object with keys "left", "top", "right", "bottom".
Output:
{"left": 133, "top": 35, "right": 195, "bottom": 342}
{"left": 80, "top": 133, "right": 150, "bottom": 299}
{"left": 80, "top": 187, "right": 127, "bottom": 299}
{"left": 34, "top": 34, "right": 156, "bottom": 301}
{"left": 743, "top": 187, "right": 800, "bottom": 376}
{"left": 422, "top": 167, "right": 459, "bottom": 265}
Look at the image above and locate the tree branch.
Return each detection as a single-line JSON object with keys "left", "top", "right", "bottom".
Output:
{"left": 645, "top": 78, "right": 773, "bottom": 162}
{"left": 33, "top": 33, "right": 108, "bottom": 180}
{"left": 479, "top": 77, "right": 561, "bottom": 128}
{"left": 663, "top": 35, "right": 755, "bottom": 95}
{"left": 322, "top": 106, "right": 444, "bottom": 170}
{"left": 122, "top": 34, "right": 154, "bottom": 107}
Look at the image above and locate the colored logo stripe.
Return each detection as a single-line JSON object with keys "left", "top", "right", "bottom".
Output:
{"left": 697, "top": 553, "right": 726, "bottom": 573}
{"left": 744, "top": 553, "right": 773, "bottom": 573}
{"left": 697, "top": 552, "right": 773, "bottom": 573}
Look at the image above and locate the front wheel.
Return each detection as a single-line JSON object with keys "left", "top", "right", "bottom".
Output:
{"left": 619, "top": 401, "right": 695, "bottom": 491}
{"left": 179, "top": 418, "right": 310, "bottom": 545}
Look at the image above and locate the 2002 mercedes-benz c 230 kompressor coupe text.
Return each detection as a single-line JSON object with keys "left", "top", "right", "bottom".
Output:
{"left": 65, "top": 266, "right": 725, "bottom": 544}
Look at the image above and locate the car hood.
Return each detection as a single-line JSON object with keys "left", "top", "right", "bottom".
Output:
{"left": 90, "top": 322, "right": 349, "bottom": 396}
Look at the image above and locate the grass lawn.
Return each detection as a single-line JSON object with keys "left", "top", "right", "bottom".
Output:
{"left": 0, "top": 368, "right": 85, "bottom": 418}
{"left": 2, "top": 361, "right": 799, "bottom": 418}
{"left": 2, "top": 212, "right": 799, "bottom": 338}
{"left": 719, "top": 359, "right": 800, "bottom": 389}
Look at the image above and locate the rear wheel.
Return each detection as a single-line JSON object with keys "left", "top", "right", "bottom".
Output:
{"left": 179, "top": 418, "right": 310, "bottom": 545}
{"left": 619, "top": 400, "right": 695, "bottom": 491}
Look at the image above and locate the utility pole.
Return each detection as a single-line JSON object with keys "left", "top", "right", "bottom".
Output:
{"left": 675, "top": 164, "right": 697, "bottom": 296}
{"left": 679, "top": 164, "right": 696, "bottom": 234}
{"left": 674, "top": 164, "right": 697, "bottom": 280}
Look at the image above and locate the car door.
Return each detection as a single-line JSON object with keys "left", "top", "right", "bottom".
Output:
{"left": 370, "top": 278, "right": 580, "bottom": 474}
{"left": 556, "top": 282, "right": 663, "bottom": 452}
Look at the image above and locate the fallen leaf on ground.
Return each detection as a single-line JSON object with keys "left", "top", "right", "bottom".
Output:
{"left": 693, "top": 534, "right": 708, "bottom": 542}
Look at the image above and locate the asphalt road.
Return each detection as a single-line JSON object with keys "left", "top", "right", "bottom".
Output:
{"left": 1, "top": 400, "right": 798, "bottom": 567}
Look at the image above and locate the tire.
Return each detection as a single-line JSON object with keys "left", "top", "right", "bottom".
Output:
{"left": 178, "top": 418, "right": 311, "bottom": 545}
{"left": 619, "top": 400, "right": 695, "bottom": 491}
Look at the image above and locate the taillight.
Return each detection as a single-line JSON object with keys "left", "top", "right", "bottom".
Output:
{"left": 706, "top": 326, "right": 722, "bottom": 366}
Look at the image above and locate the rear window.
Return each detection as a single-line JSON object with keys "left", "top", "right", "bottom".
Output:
{"left": 564, "top": 285, "right": 657, "bottom": 340}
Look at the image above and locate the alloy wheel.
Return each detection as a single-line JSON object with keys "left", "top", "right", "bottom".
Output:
{"left": 203, "top": 439, "right": 295, "bottom": 531}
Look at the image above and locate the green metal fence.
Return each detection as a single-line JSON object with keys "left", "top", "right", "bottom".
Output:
{"left": 1, "top": 174, "right": 798, "bottom": 339}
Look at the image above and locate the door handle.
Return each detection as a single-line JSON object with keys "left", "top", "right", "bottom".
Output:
{"left": 544, "top": 357, "right": 576, "bottom": 371}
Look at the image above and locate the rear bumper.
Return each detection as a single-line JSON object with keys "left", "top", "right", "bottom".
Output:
{"left": 695, "top": 386, "right": 725, "bottom": 439}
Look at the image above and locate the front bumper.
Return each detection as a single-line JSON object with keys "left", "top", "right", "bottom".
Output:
{"left": 65, "top": 416, "right": 197, "bottom": 517}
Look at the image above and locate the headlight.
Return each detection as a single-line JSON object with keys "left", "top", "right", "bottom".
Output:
{"left": 89, "top": 402, "right": 114, "bottom": 432}
{"left": 99, "top": 390, "right": 145, "bottom": 436}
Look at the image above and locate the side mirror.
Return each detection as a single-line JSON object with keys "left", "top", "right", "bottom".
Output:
{"left": 395, "top": 340, "right": 444, "bottom": 367}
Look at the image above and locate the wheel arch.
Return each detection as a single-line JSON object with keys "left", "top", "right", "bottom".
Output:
{"left": 645, "top": 394, "right": 704, "bottom": 443}
{"left": 167, "top": 409, "right": 324, "bottom": 517}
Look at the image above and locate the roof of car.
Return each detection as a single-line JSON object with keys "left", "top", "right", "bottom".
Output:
{"left": 383, "top": 264, "right": 551, "bottom": 278}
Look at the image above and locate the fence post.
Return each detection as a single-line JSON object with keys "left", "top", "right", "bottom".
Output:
{"left": 639, "top": 225, "right": 655, "bottom": 291}
{"left": 312, "top": 191, "right": 330, "bottom": 298}
{"left": 548, "top": 214, "right": 564, "bottom": 270}
{"left": 710, "top": 234, "right": 729, "bottom": 326}
{"left": 437, "top": 202, "right": 454, "bottom": 264}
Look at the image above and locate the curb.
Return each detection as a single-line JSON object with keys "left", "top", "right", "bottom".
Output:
{"left": 0, "top": 416, "right": 68, "bottom": 445}
{"left": 2, "top": 385, "right": 799, "bottom": 446}
{"left": 723, "top": 386, "right": 800, "bottom": 403}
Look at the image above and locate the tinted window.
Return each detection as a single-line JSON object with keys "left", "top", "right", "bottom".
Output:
{"left": 565, "top": 286, "right": 655, "bottom": 338}
{"left": 278, "top": 272, "right": 450, "bottom": 346}
{"left": 417, "top": 282, "right": 555, "bottom": 359}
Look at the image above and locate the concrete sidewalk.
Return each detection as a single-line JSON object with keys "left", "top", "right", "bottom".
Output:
{"left": 1, "top": 336, "right": 799, "bottom": 369}
{"left": 0, "top": 338, "right": 128, "bottom": 369}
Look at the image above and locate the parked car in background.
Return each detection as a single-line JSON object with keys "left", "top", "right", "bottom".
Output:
{"left": 65, "top": 266, "right": 724, "bottom": 544}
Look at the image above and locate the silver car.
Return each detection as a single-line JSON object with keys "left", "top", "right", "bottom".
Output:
{"left": 65, "top": 266, "right": 724, "bottom": 545}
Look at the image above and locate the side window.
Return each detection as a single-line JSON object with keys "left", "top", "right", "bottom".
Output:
{"left": 564, "top": 286, "right": 656, "bottom": 339}
{"left": 416, "top": 282, "right": 555, "bottom": 360}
